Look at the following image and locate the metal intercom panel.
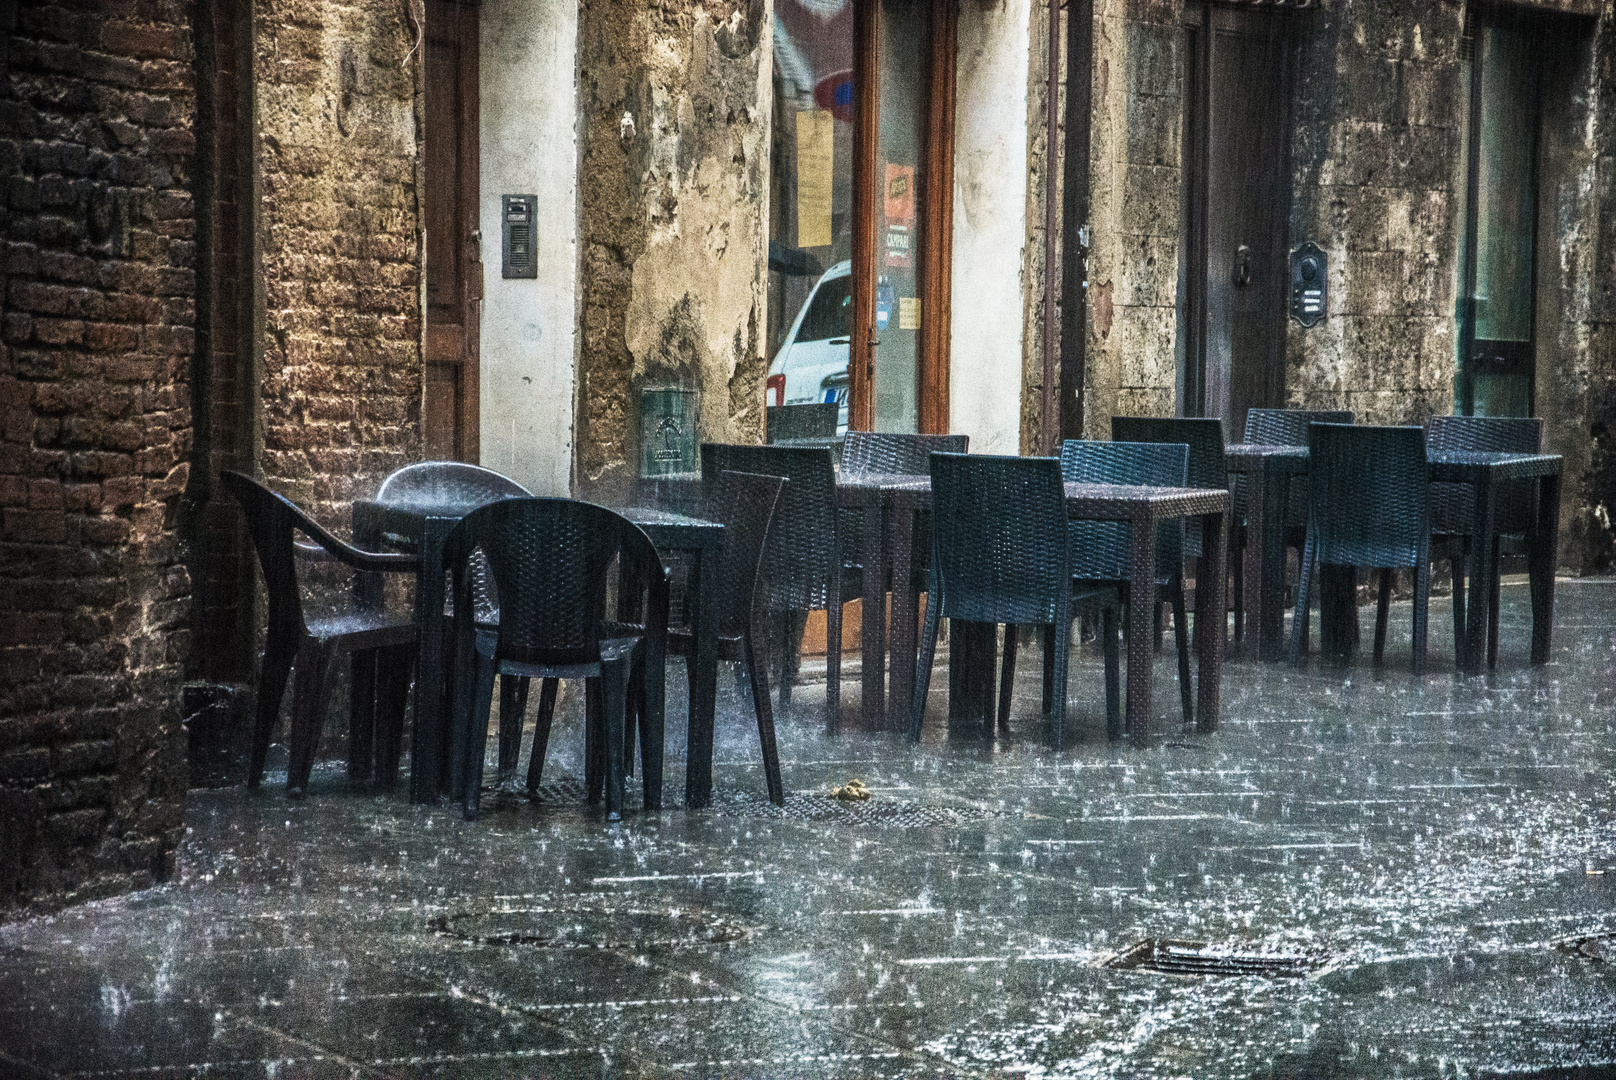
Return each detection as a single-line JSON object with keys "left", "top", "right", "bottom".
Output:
{"left": 1289, "top": 242, "right": 1326, "bottom": 327}
{"left": 502, "top": 195, "right": 538, "bottom": 279}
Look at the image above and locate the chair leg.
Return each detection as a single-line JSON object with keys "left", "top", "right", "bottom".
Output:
{"left": 633, "top": 649, "right": 661, "bottom": 811}
{"left": 497, "top": 675, "right": 529, "bottom": 780}
{"left": 1049, "top": 609, "right": 1073, "bottom": 750}
{"left": 1451, "top": 552, "right": 1468, "bottom": 669}
{"left": 249, "top": 635, "right": 296, "bottom": 791}
{"left": 1290, "top": 532, "right": 1317, "bottom": 667}
{"left": 602, "top": 659, "right": 629, "bottom": 821}
{"left": 623, "top": 661, "right": 643, "bottom": 776}
{"left": 1153, "top": 601, "right": 1164, "bottom": 655}
{"left": 907, "top": 599, "right": 943, "bottom": 740}
{"left": 1487, "top": 534, "right": 1502, "bottom": 669}
{"left": 373, "top": 644, "right": 413, "bottom": 791}
{"left": 584, "top": 677, "right": 605, "bottom": 806}
{"left": 347, "top": 650, "right": 378, "bottom": 785}
{"left": 524, "top": 677, "right": 559, "bottom": 796}
{"left": 1231, "top": 537, "right": 1245, "bottom": 644}
{"left": 1412, "top": 556, "right": 1430, "bottom": 677}
{"left": 997, "top": 625, "right": 1017, "bottom": 734}
{"left": 459, "top": 649, "right": 498, "bottom": 820}
{"left": 1373, "top": 568, "right": 1392, "bottom": 663}
{"left": 1040, "top": 624, "right": 1056, "bottom": 716}
{"left": 824, "top": 599, "right": 843, "bottom": 736}
{"left": 779, "top": 610, "right": 800, "bottom": 709}
{"left": 1170, "top": 581, "right": 1192, "bottom": 726}
{"left": 1102, "top": 606, "right": 1122, "bottom": 740}
{"left": 287, "top": 642, "right": 338, "bottom": 798}
{"left": 745, "top": 631, "right": 785, "bottom": 806}
{"left": 1294, "top": 540, "right": 1312, "bottom": 657}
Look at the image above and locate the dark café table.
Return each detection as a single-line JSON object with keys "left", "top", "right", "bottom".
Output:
{"left": 1224, "top": 444, "right": 1562, "bottom": 673}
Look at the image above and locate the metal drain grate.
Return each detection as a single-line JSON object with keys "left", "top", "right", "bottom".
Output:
{"left": 710, "top": 791, "right": 1003, "bottom": 828}
{"left": 1105, "top": 938, "right": 1327, "bottom": 978}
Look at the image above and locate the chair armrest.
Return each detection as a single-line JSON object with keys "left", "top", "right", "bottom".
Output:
{"left": 294, "top": 517, "right": 421, "bottom": 573}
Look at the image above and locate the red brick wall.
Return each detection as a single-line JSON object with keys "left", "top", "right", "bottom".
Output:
{"left": 0, "top": 0, "right": 194, "bottom": 910}
{"left": 254, "top": 0, "right": 422, "bottom": 524}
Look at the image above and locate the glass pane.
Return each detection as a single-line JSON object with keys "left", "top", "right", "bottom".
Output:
{"left": 767, "top": 0, "right": 854, "bottom": 426}
{"left": 872, "top": 0, "right": 929, "bottom": 433}
{"left": 1473, "top": 24, "right": 1537, "bottom": 344}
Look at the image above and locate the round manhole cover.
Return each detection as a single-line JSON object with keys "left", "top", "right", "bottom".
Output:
{"left": 429, "top": 907, "right": 750, "bottom": 949}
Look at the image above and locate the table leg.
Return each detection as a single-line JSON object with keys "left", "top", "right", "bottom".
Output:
{"left": 1196, "top": 511, "right": 1225, "bottom": 731}
{"left": 860, "top": 498, "right": 887, "bottom": 729}
{"left": 947, "top": 620, "right": 996, "bottom": 735}
{"left": 409, "top": 524, "right": 450, "bottom": 803}
{"left": 640, "top": 584, "right": 667, "bottom": 812}
{"left": 1530, "top": 471, "right": 1560, "bottom": 665}
{"left": 1463, "top": 472, "right": 1497, "bottom": 676}
{"left": 685, "top": 547, "right": 720, "bottom": 809}
{"left": 888, "top": 498, "right": 920, "bottom": 728}
{"left": 1126, "top": 509, "right": 1158, "bottom": 737}
{"left": 1318, "top": 564, "right": 1357, "bottom": 660}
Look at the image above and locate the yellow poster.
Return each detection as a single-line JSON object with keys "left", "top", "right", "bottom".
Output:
{"left": 795, "top": 110, "right": 834, "bottom": 250}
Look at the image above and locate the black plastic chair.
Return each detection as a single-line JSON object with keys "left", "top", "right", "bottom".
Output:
{"left": 443, "top": 498, "right": 668, "bottom": 821}
{"left": 376, "top": 462, "right": 533, "bottom": 778}
{"left": 1060, "top": 440, "right": 1194, "bottom": 724}
{"left": 909, "top": 453, "right": 1121, "bottom": 747}
{"left": 766, "top": 403, "right": 838, "bottom": 443}
{"left": 221, "top": 471, "right": 420, "bottom": 797}
{"left": 1290, "top": 424, "right": 1433, "bottom": 673}
{"left": 1234, "top": 408, "right": 1355, "bottom": 647}
{"left": 700, "top": 443, "right": 846, "bottom": 730}
{"left": 1428, "top": 415, "right": 1543, "bottom": 668}
{"left": 669, "top": 470, "right": 788, "bottom": 805}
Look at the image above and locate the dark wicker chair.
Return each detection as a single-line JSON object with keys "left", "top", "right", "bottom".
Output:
{"left": 1059, "top": 440, "right": 1194, "bottom": 724}
{"left": 766, "top": 402, "right": 838, "bottom": 443}
{"left": 1111, "top": 416, "right": 1228, "bottom": 647}
{"left": 443, "top": 498, "right": 668, "bottom": 821}
{"left": 667, "top": 470, "right": 788, "bottom": 805}
{"left": 909, "top": 453, "right": 1121, "bottom": 747}
{"left": 700, "top": 443, "right": 848, "bottom": 731}
{"left": 838, "top": 431, "right": 967, "bottom": 590}
{"left": 221, "top": 471, "right": 420, "bottom": 798}
{"left": 375, "top": 462, "right": 533, "bottom": 779}
{"left": 1428, "top": 415, "right": 1543, "bottom": 668}
{"left": 1234, "top": 408, "right": 1355, "bottom": 647}
{"left": 1289, "top": 424, "right": 1433, "bottom": 673}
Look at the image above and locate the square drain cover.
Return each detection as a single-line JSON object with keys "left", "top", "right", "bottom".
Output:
{"left": 1105, "top": 938, "right": 1326, "bottom": 978}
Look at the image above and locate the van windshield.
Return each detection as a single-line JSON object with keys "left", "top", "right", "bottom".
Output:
{"left": 795, "top": 276, "right": 852, "bottom": 343}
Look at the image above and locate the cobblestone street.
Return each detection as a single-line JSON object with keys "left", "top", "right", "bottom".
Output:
{"left": 1, "top": 579, "right": 1614, "bottom": 1078}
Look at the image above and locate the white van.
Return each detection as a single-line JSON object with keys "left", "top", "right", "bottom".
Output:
{"left": 765, "top": 260, "right": 851, "bottom": 433}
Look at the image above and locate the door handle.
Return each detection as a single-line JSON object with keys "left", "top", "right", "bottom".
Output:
{"left": 1233, "top": 245, "right": 1252, "bottom": 288}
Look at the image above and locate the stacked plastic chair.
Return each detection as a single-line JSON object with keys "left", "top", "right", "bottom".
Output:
{"left": 222, "top": 471, "right": 420, "bottom": 798}
{"left": 909, "top": 453, "right": 1121, "bottom": 747}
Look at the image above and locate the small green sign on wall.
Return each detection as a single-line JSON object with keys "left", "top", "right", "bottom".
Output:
{"left": 639, "top": 388, "right": 698, "bottom": 477}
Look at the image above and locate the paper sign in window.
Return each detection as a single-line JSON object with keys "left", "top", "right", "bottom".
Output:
{"left": 898, "top": 296, "right": 921, "bottom": 330}
{"left": 795, "top": 110, "right": 835, "bottom": 250}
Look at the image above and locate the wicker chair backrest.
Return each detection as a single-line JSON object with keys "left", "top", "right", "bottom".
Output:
{"left": 1243, "top": 408, "right": 1355, "bottom": 445}
{"left": 1308, "top": 423, "right": 1429, "bottom": 568}
{"left": 710, "top": 470, "right": 786, "bottom": 639}
{"left": 929, "top": 453, "right": 1070, "bottom": 626}
{"left": 443, "top": 498, "right": 659, "bottom": 667}
{"left": 1428, "top": 415, "right": 1542, "bottom": 535}
{"left": 841, "top": 432, "right": 968, "bottom": 475}
{"left": 766, "top": 403, "right": 838, "bottom": 443}
{"left": 1060, "top": 440, "right": 1188, "bottom": 581}
{"left": 1110, "top": 417, "right": 1225, "bottom": 561}
{"left": 701, "top": 444, "right": 836, "bottom": 610}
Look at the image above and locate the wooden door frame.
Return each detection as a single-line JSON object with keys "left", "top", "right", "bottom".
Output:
{"left": 848, "top": 0, "right": 958, "bottom": 434}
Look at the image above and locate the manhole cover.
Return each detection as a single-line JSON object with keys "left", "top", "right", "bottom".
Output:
{"left": 1104, "top": 938, "right": 1327, "bottom": 978}
{"left": 711, "top": 791, "right": 1003, "bottom": 828}
{"left": 1562, "top": 933, "right": 1616, "bottom": 963}
{"left": 429, "top": 907, "right": 749, "bottom": 949}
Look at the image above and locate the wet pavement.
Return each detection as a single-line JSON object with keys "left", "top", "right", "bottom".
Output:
{"left": 3, "top": 578, "right": 1615, "bottom": 1078}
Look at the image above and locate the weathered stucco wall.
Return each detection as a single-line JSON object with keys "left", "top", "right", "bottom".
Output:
{"left": 575, "top": 0, "right": 771, "bottom": 503}
{"left": 1, "top": 0, "right": 194, "bottom": 912}
{"left": 255, "top": 0, "right": 421, "bottom": 522}
{"left": 479, "top": 0, "right": 578, "bottom": 497}
{"left": 1084, "top": 0, "right": 1184, "bottom": 434}
{"left": 1285, "top": 0, "right": 1463, "bottom": 424}
{"left": 951, "top": 0, "right": 1031, "bottom": 457}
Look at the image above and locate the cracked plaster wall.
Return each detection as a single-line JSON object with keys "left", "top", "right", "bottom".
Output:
{"left": 576, "top": 0, "right": 771, "bottom": 503}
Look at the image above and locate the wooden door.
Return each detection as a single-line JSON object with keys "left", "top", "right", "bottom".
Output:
{"left": 1186, "top": 6, "right": 1294, "bottom": 436}
{"left": 423, "top": 0, "right": 480, "bottom": 462}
